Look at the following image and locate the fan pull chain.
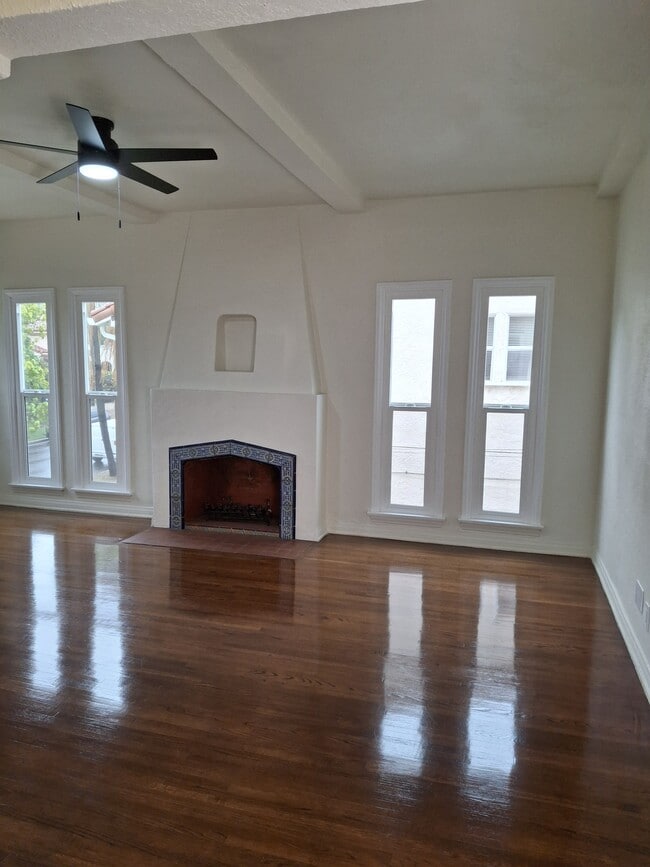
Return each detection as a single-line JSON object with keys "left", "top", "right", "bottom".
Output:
{"left": 117, "top": 173, "right": 122, "bottom": 229}
{"left": 76, "top": 167, "right": 81, "bottom": 222}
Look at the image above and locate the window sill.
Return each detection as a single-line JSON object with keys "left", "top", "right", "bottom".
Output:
{"left": 368, "top": 510, "right": 446, "bottom": 527}
{"left": 70, "top": 487, "right": 133, "bottom": 498}
{"left": 10, "top": 482, "right": 65, "bottom": 492}
{"left": 458, "top": 517, "right": 543, "bottom": 535}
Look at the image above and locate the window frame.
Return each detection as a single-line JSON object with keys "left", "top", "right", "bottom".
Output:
{"left": 461, "top": 277, "right": 554, "bottom": 529}
{"left": 69, "top": 286, "right": 131, "bottom": 494}
{"left": 3, "top": 288, "right": 63, "bottom": 489}
{"left": 370, "top": 280, "right": 451, "bottom": 523}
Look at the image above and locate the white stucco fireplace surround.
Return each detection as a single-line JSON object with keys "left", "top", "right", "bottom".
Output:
{"left": 151, "top": 389, "right": 326, "bottom": 541}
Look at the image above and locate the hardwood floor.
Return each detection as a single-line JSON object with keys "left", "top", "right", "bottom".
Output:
{"left": 0, "top": 506, "right": 648, "bottom": 866}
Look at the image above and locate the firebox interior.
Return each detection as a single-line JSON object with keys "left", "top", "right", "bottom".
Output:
{"left": 182, "top": 455, "right": 281, "bottom": 534}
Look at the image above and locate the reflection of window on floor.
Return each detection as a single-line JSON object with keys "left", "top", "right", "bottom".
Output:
{"left": 466, "top": 580, "right": 517, "bottom": 805}
{"left": 371, "top": 282, "right": 451, "bottom": 520}
{"left": 462, "top": 278, "right": 554, "bottom": 526}
{"left": 30, "top": 531, "right": 61, "bottom": 696}
{"left": 91, "top": 543, "right": 125, "bottom": 714}
{"left": 379, "top": 570, "right": 424, "bottom": 778}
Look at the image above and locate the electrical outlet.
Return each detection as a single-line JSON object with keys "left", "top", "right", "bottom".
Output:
{"left": 635, "top": 580, "right": 645, "bottom": 614}
{"left": 645, "top": 601, "right": 650, "bottom": 632}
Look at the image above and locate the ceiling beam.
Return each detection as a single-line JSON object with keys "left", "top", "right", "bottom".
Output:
{"left": 0, "top": 146, "right": 159, "bottom": 222}
{"left": 0, "top": 0, "right": 421, "bottom": 64}
{"left": 147, "top": 33, "right": 364, "bottom": 213}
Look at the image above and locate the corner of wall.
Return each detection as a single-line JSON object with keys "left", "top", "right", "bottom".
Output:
{"left": 593, "top": 144, "right": 650, "bottom": 705}
{"left": 593, "top": 552, "right": 650, "bottom": 703}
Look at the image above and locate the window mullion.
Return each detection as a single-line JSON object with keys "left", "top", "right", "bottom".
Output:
{"left": 423, "top": 404, "right": 435, "bottom": 510}
{"left": 382, "top": 405, "right": 395, "bottom": 509}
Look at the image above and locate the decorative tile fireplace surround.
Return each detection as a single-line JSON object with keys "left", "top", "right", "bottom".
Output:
{"left": 169, "top": 439, "right": 296, "bottom": 539}
{"left": 151, "top": 390, "right": 325, "bottom": 542}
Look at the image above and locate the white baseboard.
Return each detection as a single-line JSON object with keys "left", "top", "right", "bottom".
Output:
{"left": 327, "top": 519, "right": 590, "bottom": 557}
{"left": 593, "top": 552, "right": 650, "bottom": 704}
{"left": 0, "top": 493, "right": 153, "bottom": 520}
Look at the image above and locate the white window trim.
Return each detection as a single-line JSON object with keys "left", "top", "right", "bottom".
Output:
{"left": 461, "top": 276, "right": 554, "bottom": 529}
{"left": 370, "top": 280, "right": 451, "bottom": 521}
{"left": 69, "top": 287, "right": 131, "bottom": 494}
{"left": 3, "top": 288, "right": 63, "bottom": 489}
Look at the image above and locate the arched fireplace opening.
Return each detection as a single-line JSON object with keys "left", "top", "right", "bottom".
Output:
{"left": 169, "top": 440, "right": 296, "bottom": 539}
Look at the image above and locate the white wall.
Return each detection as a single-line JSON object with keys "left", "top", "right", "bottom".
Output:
{"left": 595, "top": 148, "right": 650, "bottom": 700}
{"left": 300, "top": 189, "right": 615, "bottom": 554}
{"left": 0, "top": 187, "right": 615, "bottom": 555}
{"left": 161, "top": 209, "right": 318, "bottom": 393}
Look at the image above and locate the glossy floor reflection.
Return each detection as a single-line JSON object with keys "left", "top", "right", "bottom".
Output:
{"left": 0, "top": 507, "right": 649, "bottom": 866}
{"left": 29, "top": 531, "right": 61, "bottom": 698}
{"left": 379, "top": 570, "right": 425, "bottom": 780}
{"left": 465, "top": 580, "right": 517, "bottom": 806}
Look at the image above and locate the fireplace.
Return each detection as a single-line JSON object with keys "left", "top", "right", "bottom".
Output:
{"left": 152, "top": 390, "right": 325, "bottom": 541}
{"left": 169, "top": 440, "right": 296, "bottom": 539}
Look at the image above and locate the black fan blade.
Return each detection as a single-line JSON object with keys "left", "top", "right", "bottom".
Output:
{"left": 37, "top": 162, "right": 79, "bottom": 184}
{"left": 66, "top": 103, "right": 105, "bottom": 151}
{"left": 118, "top": 147, "right": 217, "bottom": 164}
{"left": 118, "top": 162, "right": 178, "bottom": 194}
{"left": 0, "top": 138, "right": 77, "bottom": 155}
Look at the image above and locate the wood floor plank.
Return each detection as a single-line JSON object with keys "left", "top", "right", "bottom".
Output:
{"left": 0, "top": 506, "right": 648, "bottom": 865}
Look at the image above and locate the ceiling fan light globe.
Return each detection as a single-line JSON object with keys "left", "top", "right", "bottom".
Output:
{"left": 79, "top": 163, "right": 118, "bottom": 181}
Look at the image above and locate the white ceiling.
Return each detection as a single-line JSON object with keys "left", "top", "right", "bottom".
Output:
{"left": 0, "top": 0, "right": 649, "bottom": 222}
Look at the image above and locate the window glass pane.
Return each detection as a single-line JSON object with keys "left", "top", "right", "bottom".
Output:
{"left": 83, "top": 301, "right": 118, "bottom": 393}
{"left": 6, "top": 292, "right": 61, "bottom": 486}
{"left": 508, "top": 315, "right": 534, "bottom": 346}
{"left": 389, "top": 298, "right": 435, "bottom": 406}
{"left": 484, "top": 296, "right": 536, "bottom": 409}
{"left": 18, "top": 302, "right": 49, "bottom": 391}
{"left": 81, "top": 299, "right": 120, "bottom": 486}
{"left": 482, "top": 412, "right": 524, "bottom": 514}
{"left": 506, "top": 349, "right": 532, "bottom": 381}
{"left": 24, "top": 395, "right": 52, "bottom": 478}
{"left": 390, "top": 411, "right": 426, "bottom": 507}
{"left": 90, "top": 396, "right": 118, "bottom": 484}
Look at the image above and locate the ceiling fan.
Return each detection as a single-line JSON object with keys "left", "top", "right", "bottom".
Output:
{"left": 0, "top": 102, "right": 218, "bottom": 194}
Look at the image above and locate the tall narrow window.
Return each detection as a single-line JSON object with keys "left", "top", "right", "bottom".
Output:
{"left": 3, "top": 289, "right": 62, "bottom": 487}
{"left": 371, "top": 281, "right": 451, "bottom": 521}
{"left": 70, "top": 288, "right": 130, "bottom": 493}
{"left": 462, "top": 277, "right": 554, "bottom": 527}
